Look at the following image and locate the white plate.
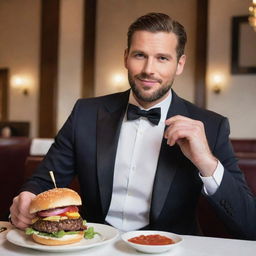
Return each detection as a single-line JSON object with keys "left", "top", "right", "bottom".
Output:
{"left": 121, "top": 230, "right": 183, "bottom": 254}
{"left": 6, "top": 223, "right": 119, "bottom": 252}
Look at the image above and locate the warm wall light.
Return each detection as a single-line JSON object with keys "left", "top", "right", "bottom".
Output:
{"left": 212, "top": 74, "right": 224, "bottom": 94}
{"left": 112, "top": 73, "right": 126, "bottom": 85}
{"left": 111, "top": 73, "right": 127, "bottom": 91}
{"left": 11, "top": 76, "right": 30, "bottom": 95}
{"left": 249, "top": 0, "right": 256, "bottom": 32}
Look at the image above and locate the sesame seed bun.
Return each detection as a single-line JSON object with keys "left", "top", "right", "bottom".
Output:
{"left": 32, "top": 232, "right": 84, "bottom": 245}
{"left": 29, "top": 188, "right": 82, "bottom": 214}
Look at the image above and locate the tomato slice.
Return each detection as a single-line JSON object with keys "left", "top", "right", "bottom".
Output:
{"left": 38, "top": 206, "right": 78, "bottom": 217}
{"left": 59, "top": 206, "right": 79, "bottom": 216}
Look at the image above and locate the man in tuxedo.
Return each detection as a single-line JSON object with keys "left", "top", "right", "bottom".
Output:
{"left": 10, "top": 13, "right": 256, "bottom": 239}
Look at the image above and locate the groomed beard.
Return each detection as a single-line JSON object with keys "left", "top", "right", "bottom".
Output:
{"left": 128, "top": 72, "right": 173, "bottom": 103}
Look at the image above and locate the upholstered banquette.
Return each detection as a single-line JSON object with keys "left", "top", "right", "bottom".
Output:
{"left": 1, "top": 137, "right": 256, "bottom": 238}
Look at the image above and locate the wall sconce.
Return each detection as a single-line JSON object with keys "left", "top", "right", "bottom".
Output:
{"left": 212, "top": 74, "right": 224, "bottom": 94}
{"left": 112, "top": 73, "right": 126, "bottom": 84}
{"left": 111, "top": 73, "right": 127, "bottom": 91}
{"left": 249, "top": 0, "right": 256, "bottom": 32}
{"left": 12, "top": 76, "right": 30, "bottom": 96}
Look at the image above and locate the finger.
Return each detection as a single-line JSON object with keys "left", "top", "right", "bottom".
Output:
{"left": 10, "top": 194, "right": 35, "bottom": 229}
{"left": 165, "top": 115, "right": 192, "bottom": 126}
{"left": 165, "top": 119, "right": 204, "bottom": 139}
{"left": 18, "top": 192, "right": 36, "bottom": 218}
{"left": 12, "top": 210, "right": 33, "bottom": 225}
{"left": 165, "top": 127, "right": 194, "bottom": 146}
{"left": 17, "top": 202, "right": 34, "bottom": 219}
{"left": 11, "top": 195, "right": 33, "bottom": 219}
{"left": 10, "top": 196, "right": 20, "bottom": 220}
{"left": 165, "top": 121, "right": 193, "bottom": 135}
{"left": 10, "top": 201, "right": 34, "bottom": 227}
{"left": 165, "top": 120, "right": 195, "bottom": 139}
{"left": 11, "top": 214, "right": 30, "bottom": 230}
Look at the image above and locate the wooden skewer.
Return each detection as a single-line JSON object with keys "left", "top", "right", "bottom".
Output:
{"left": 49, "top": 171, "right": 57, "bottom": 188}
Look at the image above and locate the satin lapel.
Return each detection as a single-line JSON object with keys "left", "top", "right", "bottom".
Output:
{"left": 150, "top": 90, "right": 190, "bottom": 222}
{"left": 96, "top": 91, "right": 129, "bottom": 217}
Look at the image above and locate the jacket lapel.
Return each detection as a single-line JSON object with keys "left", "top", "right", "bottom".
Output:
{"left": 96, "top": 89, "right": 191, "bottom": 222}
{"left": 150, "top": 90, "right": 190, "bottom": 222}
{"left": 96, "top": 91, "right": 129, "bottom": 217}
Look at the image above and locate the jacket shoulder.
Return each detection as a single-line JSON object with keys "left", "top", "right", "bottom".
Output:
{"left": 181, "top": 97, "right": 226, "bottom": 123}
{"left": 75, "top": 90, "right": 129, "bottom": 109}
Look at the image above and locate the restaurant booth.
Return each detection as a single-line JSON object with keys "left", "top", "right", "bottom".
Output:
{"left": 1, "top": 136, "right": 256, "bottom": 239}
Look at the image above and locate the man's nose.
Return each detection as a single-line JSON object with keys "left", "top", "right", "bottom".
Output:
{"left": 142, "top": 58, "right": 155, "bottom": 75}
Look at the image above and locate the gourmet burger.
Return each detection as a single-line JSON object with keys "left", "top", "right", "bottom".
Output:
{"left": 25, "top": 188, "right": 89, "bottom": 246}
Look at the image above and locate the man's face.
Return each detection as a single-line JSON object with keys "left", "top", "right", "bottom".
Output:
{"left": 124, "top": 31, "right": 186, "bottom": 108}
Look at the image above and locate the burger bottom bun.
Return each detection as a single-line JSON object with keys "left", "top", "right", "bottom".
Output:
{"left": 32, "top": 232, "right": 84, "bottom": 246}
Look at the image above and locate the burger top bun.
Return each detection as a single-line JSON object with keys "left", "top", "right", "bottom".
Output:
{"left": 29, "top": 188, "right": 82, "bottom": 214}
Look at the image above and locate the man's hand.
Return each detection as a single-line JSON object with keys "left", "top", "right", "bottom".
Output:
{"left": 10, "top": 191, "right": 36, "bottom": 230}
{"left": 165, "top": 115, "right": 218, "bottom": 176}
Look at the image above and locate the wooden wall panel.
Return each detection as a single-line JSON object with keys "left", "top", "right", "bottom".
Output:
{"left": 38, "top": 0, "right": 60, "bottom": 137}
{"left": 82, "top": 0, "right": 97, "bottom": 98}
{"left": 0, "top": 68, "right": 9, "bottom": 121}
{"left": 195, "top": 0, "right": 208, "bottom": 108}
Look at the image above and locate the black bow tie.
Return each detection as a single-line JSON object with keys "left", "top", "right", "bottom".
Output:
{"left": 127, "top": 104, "right": 161, "bottom": 125}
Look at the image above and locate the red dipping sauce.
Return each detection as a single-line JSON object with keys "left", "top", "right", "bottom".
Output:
{"left": 128, "top": 234, "right": 175, "bottom": 245}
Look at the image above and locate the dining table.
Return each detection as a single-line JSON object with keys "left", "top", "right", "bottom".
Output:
{"left": 1, "top": 221, "right": 256, "bottom": 256}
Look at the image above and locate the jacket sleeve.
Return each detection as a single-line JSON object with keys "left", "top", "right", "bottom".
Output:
{"left": 205, "top": 117, "right": 256, "bottom": 240}
{"left": 20, "top": 100, "right": 81, "bottom": 195}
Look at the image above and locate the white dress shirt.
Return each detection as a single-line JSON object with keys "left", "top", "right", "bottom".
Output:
{"left": 105, "top": 90, "right": 224, "bottom": 231}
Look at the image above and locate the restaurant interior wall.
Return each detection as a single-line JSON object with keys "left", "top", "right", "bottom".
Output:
{"left": 207, "top": 0, "right": 256, "bottom": 138}
{"left": 0, "top": 0, "right": 40, "bottom": 137}
{"left": 0, "top": 0, "right": 255, "bottom": 138}
{"left": 57, "top": 0, "right": 84, "bottom": 130}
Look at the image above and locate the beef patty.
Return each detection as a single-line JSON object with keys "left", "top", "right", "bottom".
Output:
{"left": 32, "top": 217, "right": 84, "bottom": 233}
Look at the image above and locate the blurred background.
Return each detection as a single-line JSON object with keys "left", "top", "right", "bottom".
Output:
{"left": 1, "top": 0, "right": 256, "bottom": 234}
{"left": 0, "top": 0, "right": 255, "bottom": 138}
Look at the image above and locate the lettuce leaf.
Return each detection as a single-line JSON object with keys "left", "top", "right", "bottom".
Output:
{"left": 25, "top": 228, "right": 82, "bottom": 238}
{"left": 25, "top": 226, "right": 99, "bottom": 239}
{"left": 84, "top": 227, "right": 100, "bottom": 239}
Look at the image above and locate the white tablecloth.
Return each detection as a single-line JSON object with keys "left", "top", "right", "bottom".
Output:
{"left": 1, "top": 221, "right": 255, "bottom": 256}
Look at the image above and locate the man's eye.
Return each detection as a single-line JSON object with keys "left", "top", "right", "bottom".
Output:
{"left": 158, "top": 56, "right": 169, "bottom": 61}
{"left": 134, "top": 53, "right": 145, "bottom": 59}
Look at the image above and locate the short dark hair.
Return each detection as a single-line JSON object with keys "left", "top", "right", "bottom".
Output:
{"left": 127, "top": 12, "right": 187, "bottom": 60}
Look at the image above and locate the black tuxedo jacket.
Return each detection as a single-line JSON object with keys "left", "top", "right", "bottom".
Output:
{"left": 22, "top": 90, "right": 256, "bottom": 239}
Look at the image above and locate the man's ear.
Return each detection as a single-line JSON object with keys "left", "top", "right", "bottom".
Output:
{"left": 124, "top": 48, "right": 128, "bottom": 69}
{"left": 176, "top": 54, "right": 186, "bottom": 75}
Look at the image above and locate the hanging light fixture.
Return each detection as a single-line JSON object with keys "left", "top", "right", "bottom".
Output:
{"left": 249, "top": 0, "right": 256, "bottom": 31}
